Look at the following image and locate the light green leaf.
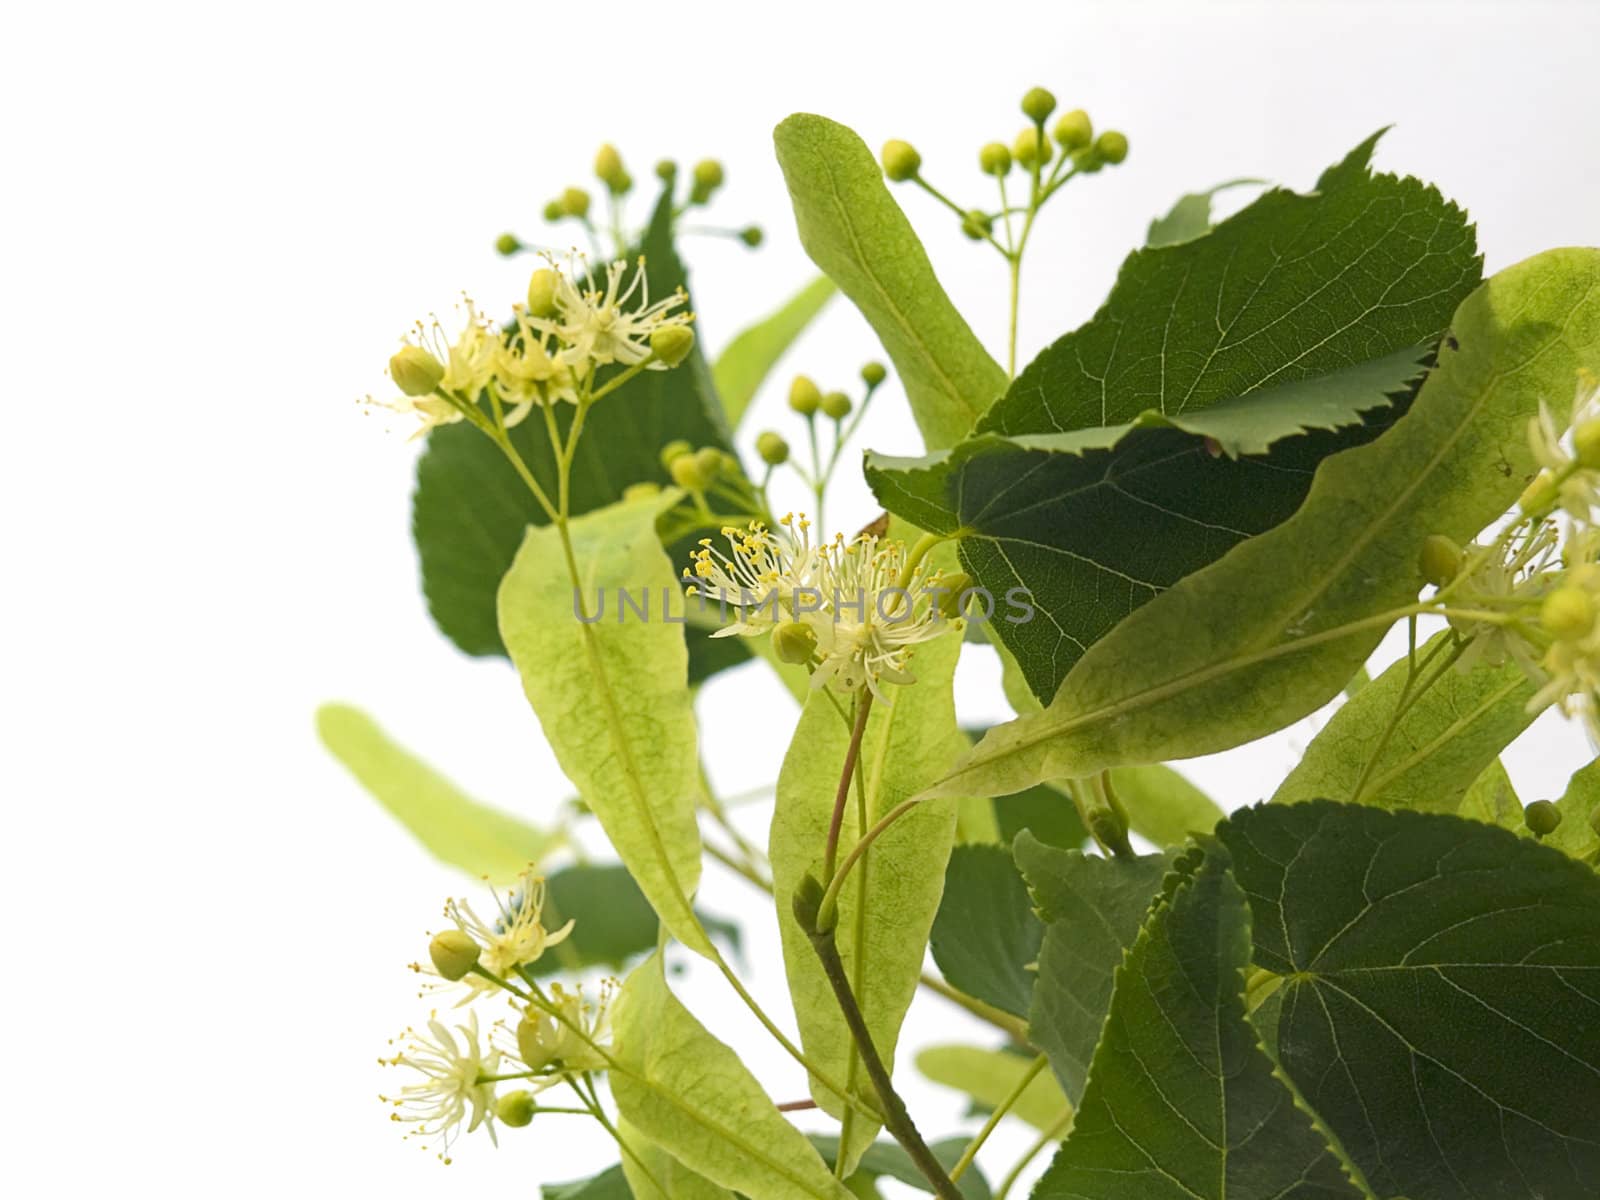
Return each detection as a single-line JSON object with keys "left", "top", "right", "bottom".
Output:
{"left": 1273, "top": 630, "right": 1537, "bottom": 811}
{"left": 1219, "top": 801, "right": 1600, "bottom": 1199}
{"left": 610, "top": 952, "right": 853, "bottom": 1200}
{"left": 544, "top": 1164, "right": 634, "bottom": 1200}
{"left": 773, "top": 113, "right": 1005, "bottom": 449}
{"left": 1541, "top": 757, "right": 1600, "bottom": 865}
{"left": 1013, "top": 835, "right": 1173, "bottom": 1103}
{"left": 769, "top": 628, "right": 965, "bottom": 1164}
{"left": 928, "top": 845, "right": 1042, "bottom": 1019}
{"left": 914, "top": 1045, "right": 1070, "bottom": 1133}
{"left": 617, "top": 1116, "right": 736, "bottom": 1200}
{"left": 1036, "top": 846, "right": 1362, "bottom": 1199}
{"left": 499, "top": 491, "right": 709, "bottom": 955}
{"left": 1457, "top": 756, "right": 1522, "bottom": 827}
{"left": 922, "top": 247, "right": 1600, "bottom": 803}
{"left": 314, "top": 702, "right": 561, "bottom": 882}
{"left": 712, "top": 276, "right": 836, "bottom": 430}
{"left": 1144, "top": 177, "right": 1265, "bottom": 248}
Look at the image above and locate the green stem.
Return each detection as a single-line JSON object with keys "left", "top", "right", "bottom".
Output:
{"left": 823, "top": 692, "right": 874, "bottom": 878}
{"left": 820, "top": 797, "right": 918, "bottom": 924}
{"left": 835, "top": 730, "right": 876, "bottom": 1176}
{"left": 995, "top": 1111, "right": 1073, "bottom": 1200}
{"left": 574, "top": 1075, "right": 673, "bottom": 1200}
{"left": 950, "top": 1054, "right": 1049, "bottom": 1182}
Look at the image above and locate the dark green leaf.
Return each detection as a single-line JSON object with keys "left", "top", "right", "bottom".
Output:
{"left": 1013, "top": 835, "right": 1173, "bottom": 1103}
{"left": 870, "top": 135, "right": 1481, "bottom": 701}
{"left": 411, "top": 191, "right": 747, "bottom": 681}
{"left": 929, "top": 845, "right": 1043, "bottom": 1019}
{"left": 993, "top": 782, "right": 1087, "bottom": 851}
{"left": 1145, "top": 177, "right": 1265, "bottom": 247}
{"left": 1037, "top": 846, "right": 1361, "bottom": 1199}
{"left": 543, "top": 1165, "right": 633, "bottom": 1200}
{"left": 1219, "top": 801, "right": 1600, "bottom": 1200}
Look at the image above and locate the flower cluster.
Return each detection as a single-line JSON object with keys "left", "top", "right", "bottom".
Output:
{"left": 685, "top": 515, "right": 959, "bottom": 700}
{"left": 383, "top": 867, "right": 614, "bottom": 1161}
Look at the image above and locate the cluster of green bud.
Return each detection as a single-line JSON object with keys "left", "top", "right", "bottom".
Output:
{"left": 664, "top": 442, "right": 734, "bottom": 491}
{"left": 1013, "top": 127, "right": 1053, "bottom": 169}
{"left": 1418, "top": 534, "right": 1463, "bottom": 587}
{"left": 1524, "top": 799, "right": 1563, "bottom": 837}
{"left": 595, "top": 143, "right": 633, "bottom": 195}
{"left": 689, "top": 159, "right": 725, "bottom": 205}
{"left": 756, "top": 431, "right": 790, "bottom": 466}
{"left": 544, "top": 186, "right": 593, "bottom": 224}
{"left": 390, "top": 345, "right": 446, "bottom": 398}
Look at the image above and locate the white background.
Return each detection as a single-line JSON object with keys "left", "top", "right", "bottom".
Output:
{"left": 3, "top": 0, "right": 1597, "bottom": 1194}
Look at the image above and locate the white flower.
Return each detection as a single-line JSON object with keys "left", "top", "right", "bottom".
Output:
{"left": 380, "top": 1010, "right": 500, "bottom": 1162}
{"left": 684, "top": 514, "right": 822, "bottom": 636}
{"left": 372, "top": 299, "right": 498, "bottom": 439}
{"left": 495, "top": 310, "right": 580, "bottom": 423}
{"left": 1527, "top": 370, "right": 1600, "bottom": 520}
{"left": 433, "top": 869, "right": 575, "bottom": 1002}
{"left": 528, "top": 256, "right": 691, "bottom": 373}
{"left": 509, "top": 981, "right": 614, "bottom": 1077}
{"left": 1447, "top": 521, "right": 1559, "bottom": 678}
{"left": 806, "top": 533, "right": 955, "bottom": 701}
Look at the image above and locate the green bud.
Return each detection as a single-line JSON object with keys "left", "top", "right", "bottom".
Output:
{"left": 1520, "top": 470, "right": 1558, "bottom": 514}
{"left": 739, "top": 225, "right": 764, "bottom": 248}
{"left": 1541, "top": 587, "right": 1596, "bottom": 641}
{"left": 515, "top": 1014, "right": 550, "bottom": 1072}
{"left": 693, "top": 159, "right": 725, "bottom": 191}
{"left": 622, "top": 481, "right": 661, "bottom": 501}
{"left": 861, "top": 361, "right": 887, "bottom": 388}
{"left": 494, "top": 232, "right": 522, "bottom": 257}
{"left": 559, "top": 187, "right": 592, "bottom": 219}
{"left": 1418, "top": 534, "right": 1463, "bottom": 587}
{"left": 1072, "top": 146, "right": 1106, "bottom": 174}
{"left": 650, "top": 324, "right": 696, "bottom": 368}
{"left": 496, "top": 1090, "right": 538, "bottom": 1128}
{"left": 526, "top": 268, "right": 560, "bottom": 319}
{"left": 880, "top": 139, "right": 922, "bottom": 182}
{"left": 654, "top": 158, "right": 678, "bottom": 183}
{"left": 594, "top": 143, "right": 627, "bottom": 191}
{"left": 427, "top": 929, "right": 480, "bottom": 981}
{"left": 693, "top": 446, "right": 724, "bottom": 482}
{"left": 389, "top": 345, "right": 445, "bottom": 397}
{"left": 791, "top": 872, "right": 834, "bottom": 935}
{"left": 821, "top": 391, "right": 853, "bottom": 420}
{"left": 1575, "top": 418, "right": 1600, "bottom": 470}
{"left": 1096, "top": 131, "right": 1130, "bottom": 165}
{"left": 1052, "top": 109, "right": 1093, "bottom": 150}
{"left": 936, "top": 573, "right": 974, "bottom": 619}
{"left": 543, "top": 200, "right": 564, "bottom": 222}
{"left": 659, "top": 439, "right": 693, "bottom": 470}
{"left": 669, "top": 453, "right": 712, "bottom": 491}
{"left": 772, "top": 620, "right": 818, "bottom": 665}
{"left": 960, "top": 209, "right": 993, "bottom": 241}
{"left": 979, "top": 142, "right": 1012, "bottom": 176}
{"left": 1524, "top": 799, "right": 1563, "bottom": 837}
{"left": 1013, "top": 127, "right": 1053, "bottom": 168}
{"left": 1021, "top": 86, "right": 1057, "bottom": 124}
{"left": 789, "top": 375, "right": 822, "bottom": 417}
{"left": 717, "top": 449, "right": 742, "bottom": 477}
{"left": 756, "top": 431, "right": 790, "bottom": 466}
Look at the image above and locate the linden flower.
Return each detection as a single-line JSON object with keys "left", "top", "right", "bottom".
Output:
{"left": 806, "top": 534, "right": 955, "bottom": 701}
{"left": 529, "top": 255, "right": 691, "bottom": 371}
{"left": 1527, "top": 370, "right": 1600, "bottom": 520}
{"left": 684, "top": 513, "right": 822, "bottom": 635}
{"left": 375, "top": 299, "right": 499, "bottom": 440}
{"left": 380, "top": 1010, "right": 500, "bottom": 1162}
{"left": 495, "top": 310, "right": 579, "bottom": 421}
{"left": 510, "top": 981, "right": 614, "bottom": 1077}
{"left": 437, "top": 869, "right": 576, "bottom": 1001}
{"left": 1448, "top": 522, "right": 1559, "bottom": 678}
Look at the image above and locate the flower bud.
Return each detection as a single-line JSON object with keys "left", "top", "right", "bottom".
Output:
{"left": 1072, "top": 146, "right": 1106, "bottom": 174}
{"left": 659, "top": 439, "right": 693, "bottom": 470}
{"left": 1096, "top": 131, "right": 1130, "bottom": 165}
{"left": 669, "top": 453, "right": 713, "bottom": 491}
{"left": 527, "top": 268, "right": 560, "bottom": 319}
{"left": 739, "top": 225, "right": 764, "bottom": 248}
{"left": 622, "top": 481, "right": 661, "bottom": 501}
{"left": 389, "top": 345, "right": 446, "bottom": 398}
{"left": 936, "top": 573, "right": 974, "bottom": 619}
{"left": 693, "top": 159, "right": 725, "bottom": 191}
{"left": 1520, "top": 470, "right": 1558, "bottom": 514}
{"left": 861, "top": 361, "right": 887, "bottom": 388}
{"left": 1021, "top": 86, "right": 1057, "bottom": 124}
{"left": 496, "top": 1090, "right": 538, "bottom": 1128}
{"left": 559, "top": 187, "right": 592, "bottom": 219}
{"left": 791, "top": 872, "right": 834, "bottom": 935}
{"left": 595, "top": 143, "right": 627, "bottom": 192}
{"left": 693, "top": 446, "right": 724, "bottom": 482}
{"left": 756, "top": 431, "right": 790, "bottom": 466}
{"left": 495, "top": 232, "right": 522, "bottom": 257}
{"left": 428, "top": 929, "right": 481, "bottom": 981}
{"left": 821, "top": 391, "right": 853, "bottom": 420}
{"left": 881, "top": 139, "right": 922, "bottom": 182}
{"left": 654, "top": 159, "right": 678, "bottom": 184}
{"left": 515, "top": 1013, "right": 552, "bottom": 1072}
{"left": 650, "top": 324, "right": 696, "bottom": 368}
{"left": 1013, "top": 127, "right": 1053, "bottom": 168}
{"left": 1418, "top": 534, "right": 1463, "bottom": 587}
{"left": 789, "top": 375, "right": 823, "bottom": 417}
{"left": 1575, "top": 419, "right": 1600, "bottom": 470}
{"left": 960, "top": 210, "right": 993, "bottom": 241}
{"left": 772, "top": 620, "right": 818, "bottom": 665}
{"left": 979, "top": 142, "right": 1012, "bottom": 176}
{"left": 1541, "top": 587, "right": 1596, "bottom": 641}
{"left": 543, "top": 200, "right": 564, "bottom": 222}
{"left": 1524, "top": 799, "right": 1563, "bottom": 837}
{"left": 1052, "top": 109, "right": 1092, "bottom": 150}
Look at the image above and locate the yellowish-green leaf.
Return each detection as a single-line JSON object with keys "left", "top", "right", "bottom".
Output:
{"left": 712, "top": 276, "right": 836, "bottom": 430}
{"left": 769, "top": 628, "right": 965, "bottom": 1167}
{"left": 499, "top": 492, "right": 709, "bottom": 954}
{"left": 773, "top": 114, "right": 1005, "bottom": 450}
{"left": 314, "top": 702, "right": 561, "bottom": 882}
{"left": 1457, "top": 758, "right": 1522, "bottom": 828}
{"left": 915, "top": 1045, "right": 1071, "bottom": 1132}
{"left": 610, "top": 952, "right": 853, "bottom": 1200}
{"left": 922, "top": 248, "right": 1600, "bottom": 802}
{"left": 1542, "top": 757, "right": 1600, "bottom": 865}
{"left": 617, "top": 1116, "right": 736, "bottom": 1200}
